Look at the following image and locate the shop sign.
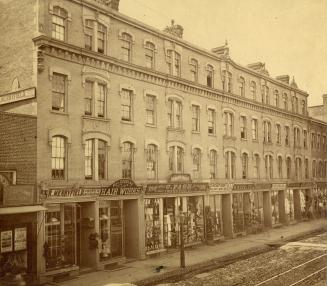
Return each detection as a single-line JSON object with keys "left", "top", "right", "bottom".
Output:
{"left": 254, "top": 183, "right": 272, "bottom": 190}
{"left": 146, "top": 183, "right": 208, "bottom": 195}
{"left": 233, "top": 183, "right": 254, "bottom": 191}
{"left": 0, "top": 87, "right": 36, "bottom": 106}
{"left": 287, "top": 182, "right": 301, "bottom": 188}
{"left": 169, "top": 173, "right": 191, "bottom": 182}
{"left": 272, "top": 183, "right": 287, "bottom": 190}
{"left": 3, "top": 185, "right": 34, "bottom": 206}
{"left": 0, "top": 230, "right": 13, "bottom": 253}
{"left": 43, "top": 179, "right": 142, "bottom": 198}
{"left": 209, "top": 183, "right": 233, "bottom": 193}
{"left": 316, "top": 182, "right": 327, "bottom": 189}
{"left": 14, "top": 227, "right": 27, "bottom": 251}
{"left": 301, "top": 182, "right": 314, "bottom": 188}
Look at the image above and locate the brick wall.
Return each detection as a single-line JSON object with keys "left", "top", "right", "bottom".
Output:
{"left": 0, "top": 111, "right": 37, "bottom": 184}
{"left": 0, "top": 0, "right": 36, "bottom": 94}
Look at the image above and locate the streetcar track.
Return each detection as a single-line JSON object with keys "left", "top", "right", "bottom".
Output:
{"left": 253, "top": 253, "right": 327, "bottom": 286}
{"left": 288, "top": 265, "right": 327, "bottom": 286}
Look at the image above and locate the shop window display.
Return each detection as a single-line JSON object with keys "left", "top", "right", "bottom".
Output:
{"left": 208, "top": 195, "right": 222, "bottom": 239}
{"left": 244, "top": 192, "right": 264, "bottom": 233}
{"left": 144, "top": 198, "right": 162, "bottom": 252}
{"left": 285, "top": 190, "right": 295, "bottom": 222}
{"left": 300, "top": 190, "right": 310, "bottom": 220}
{"left": 312, "top": 189, "right": 327, "bottom": 218}
{"left": 232, "top": 193, "right": 245, "bottom": 234}
{"left": 271, "top": 191, "right": 280, "bottom": 225}
{"left": 163, "top": 198, "right": 178, "bottom": 248}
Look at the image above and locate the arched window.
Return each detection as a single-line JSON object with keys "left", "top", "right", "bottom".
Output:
{"left": 276, "top": 124, "right": 281, "bottom": 144}
{"left": 263, "top": 121, "right": 272, "bottom": 143}
{"left": 295, "top": 158, "right": 302, "bottom": 180}
{"left": 206, "top": 65, "right": 214, "bottom": 88}
{"left": 84, "top": 139, "right": 107, "bottom": 180}
{"left": 146, "top": 144, "right": 157, "bottom": 179}
{"left": 250, "top": 81, "right": 256, "bottom": 100}
{"left": 122, "top": 142, "right": 134, "bottom": 178}
{"left": 167, "top": 50, "right": 181, "bottom": 76}
{"left": 121, "top": 32, "right": 133, "bottom": 62}
{"left": 294, "top": 127, "right": 301, "bottom": 148}
{"left": 168, "top": 145, "right": 184, "bottom": 173}
{"left": 312, "top": 160, "right": 316, "bottom": 178}
{"left": 192, "top": 148, "right": 201, "bottom": 179}
{"left": 52, "top": 6, "right": 68, "bottom": 41}
{"left": 145, "top": 41, "right": 155, "bottom": 69}
{"left": 283, "top": 93, "right": 288, "bottom": 110}
{"left": 285, "top": 126, "right": 290, "bottom": 146}
{"left": 277, "top": 156, "right": 283, "bottom": 178}
{"left": 52, "top": 136, "right": 66, "bottom": 180}
{"left": 239, "top": 77, "right": 245, "bottom": 97}
{"left": 167, "top": 98, "right": 182, "bottom": 129}
{"left": 286, "top": 157, "right": 292, "bottom": 179}
{"left": 240, "top": 116, "right": 247, "bottom": 139}
{"left": 265, "top": 155, "right": 273, "bottom": 179}
{"left": 209, "top": 150, "right": 217, "bottom": 179}
{"left": 222, "top": 71, "right": 232, "bottom": 92}
{"left": 274, "top": 90, "right": 279, "bottom": 107}
{"left": 225, "top": 151, "right": 236, "bottom": 179}
{"left": 190, "top": 59, "right": 198, "bottom": 82}
{"left": 223, "top": 112, "right": 234, "bottom": 137}
{"left": 305, "top": 158, "right": 309, "bottom": 179}
{"left": 241, "top": 153, "right": 248, "bottom": 179}
{"left": 262, "top": 85, "right": 269, "bottom": 104}
{"left": 253, "top": 154, "right": 260, "bottom": 179}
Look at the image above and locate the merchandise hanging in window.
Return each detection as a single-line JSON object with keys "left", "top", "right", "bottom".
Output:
{"left": 144, "top": 198, "right": 161, "bottom": 252}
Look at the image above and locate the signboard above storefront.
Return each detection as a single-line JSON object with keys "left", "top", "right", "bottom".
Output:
{"left": 0, "top": 87, "right": 36, "bottom": 106}
{"left": 209, "top": 183, "right": 233, "bottom": 193}
{"left": 169, "top": 173, "right": 191, "bottom": 182}
{"left": 3, "top": 185, "right": 35, "bottom": 206}
{"left": 146, "top": 183, "right": 208, "bottom": 195}
{"left": 42, "top": 179, "right": 142, "bottom": 199}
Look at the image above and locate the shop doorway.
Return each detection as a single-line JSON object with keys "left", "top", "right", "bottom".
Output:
{"left": 124, "top": 199, "right": 139, "bottom": 259}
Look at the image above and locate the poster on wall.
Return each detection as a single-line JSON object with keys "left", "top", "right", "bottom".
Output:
{"left": 1, "top": 230, "right": 13, "bottom": 253}
{"left": 14, "top": 227, "right": 27, "bottom": 251}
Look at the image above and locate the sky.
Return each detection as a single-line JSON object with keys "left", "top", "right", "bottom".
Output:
{"left": 120, "top": 0, "right": 327, "bottom": 107}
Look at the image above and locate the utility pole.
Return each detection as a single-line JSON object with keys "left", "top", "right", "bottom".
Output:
{"left": 180, "top": 213, "right": 185, "bottom": 268}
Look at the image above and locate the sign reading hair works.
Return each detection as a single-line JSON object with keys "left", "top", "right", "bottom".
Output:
{"left": 43, "top": 179, "right": 142, "bottom": 198}
{"left": 146, "top": 183, "right": 208, "bottom": 195}
{"left": 0, "top": 87, "right": 36, "bottom": 105}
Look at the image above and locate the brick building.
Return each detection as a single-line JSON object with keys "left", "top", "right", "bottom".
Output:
{"left": 0, "top": 0, "right": 326, "bottom": 283}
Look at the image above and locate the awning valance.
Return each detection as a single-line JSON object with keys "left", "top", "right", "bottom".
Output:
{"left": 0, "top": 205, "right": 47, "bottom": 215}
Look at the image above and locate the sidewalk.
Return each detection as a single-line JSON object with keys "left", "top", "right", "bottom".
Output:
{"left": 55, "top": 219, "right": 327, "bottom": 286}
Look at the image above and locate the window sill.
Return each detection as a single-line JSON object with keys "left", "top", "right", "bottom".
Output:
{"left": 240, "top": 138, "right": 247, "bottom": 141}
{"left": 192, "top": 130, "right": 201, "bottom": 135}
{"left": 223, "top": 135, "right": 236, "bottom": 141}
{"left": 167, "top": 127, "right": 185, "bottom": 133}
{"left": 50, "top": 110, "right": 69, "bottom": 116}
{"left": 145, "top": 123, "right": 157, "bottom": 128}
{"left": 83, "top": 115, "right": 110, "bottom": 122}
{"left": 121, "top": 120, "right": 134, "bottom": 125}
{"left": 208, "top": 133, "right": 216, "bottom": 137}
{"left": 252, "top": 139, "right": 259, "bottom": 143}
{"left": 263, "top": 141, "right": 273, "bottom": 145}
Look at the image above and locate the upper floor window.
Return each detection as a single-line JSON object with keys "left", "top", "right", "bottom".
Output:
{"left": 263, "top": 121, "right": 272, "bottom": 143}
{"left": 285, "top": 126, "right": 290, "bottom": 146}
{"left": 312, "top": 160, "right": 316, "bottom": 178}
{"left": 317, "top": 134, "right": 321, "bottom": 150}
{"left": 225, "top": 151, "right": 236, "bottom": 179}
{"left": 122, "top": 142, "right": 134, "bottom": 178}
{"left": 208, "top": 109, "right": 215, "bottom": 135}
{"left": 241, "top": 153, "right": 248, "bottom": 179}
{"left": 295, "top": 158, "right": 302, "bottom": 180}
{"left": 253, "top": 154, "right": 260, "bottom": 179}
{"left": 192, "top": 148, "right": 201, "bottom": 179}
{"left": 261, "top": 85, "right": 269, "bottom": 105}
{"left": 167, "top": 50, "right": 181, "bottom": 77}
{"left": 52, "top": 136, "right": 66, "bottom": 180}
{"left": 145, "top": 95, "right": 156, "bottom": 125}
{"left": 250, "top": 81, "right": 256, "bottom": 100}
{"left": 294, "top": 127, "right": 301, "bottom": 148}
{"left": 121, "top": 32, "right": 133, "bottom": 62}
{"left": 167, "top": 99, "right": 182, "bottom": 129}
{"left": 223, "top": 112, "right": 234, "bottom": 137}
{"left": 305, "top": 159, "right": 309, "bottom": 179}
{"left": 295, "top": 97, "right": 299, "bottom": 113}
{"left": 240, "top": 116, "right": 247, "bottom": 139}
{"left": 168, "top": 146, "right": 184, "bottom": 173}
{"left": 192, "top": 105, "right": 200, "bottom": 132}
{"left": 238, "top": 77, "right": 245, "bottom": 97}
{"left": 251, "top": 118, "right": 258, "bottom": 140}
{"left": 276, "top": 124, "right": 281, "bottom": 144}
{"left": 206, "top": 65, "right": 214, "bottom": 88}
{"left": 311, "top": 133, "right": 315, "bottom": 149}
{"left": 209, "top": 150, "right": 217, "bottom": 179}
{"left": 84, "top": 20, "right": 107, "bottom": 54}
{"left": 277, "top": 156, "right": 283, "bottom": 179}
{"left": 301, "top": 100, "right": 306, "bottom": 115}
{"left": 303, "top": 130, "right": 307, "bottom": 148}
{"left": 222, "top": 71, "right": 232, "bottom": 93}
{"left": 146, "top": 144, "right": 157, "bottom": 180}
{"left": 283, "top": 93, "right": 288, "bottom": 110}
{"left": 145, "top": 41, "right": 155, "bottom": 69}
{"left": 291, "top": 96, "right": 295, "bottom": 112}
{"left": 265, "top": 155, "right": 273, "bottom": 179}
{"left": 274, "top": 90, "right": 279, "bottom": 107}
{"left": 286, "top": 157, "right": 292, "bottom": 179}
{"left": 52, "top": 7, "right": 67, "bottom": 41}
{"left": 84, "top": 81, "right": 107, "bottom": 118}
{"left": 52, "top": 73, "right": 67, "bottom": 112}
{"left": 85, "top": 139, "right": 107, "bottom": 180}
{"left": 323, "top": 135, "right": 326, "bottom": 151}
{"left": 190, "top": 59, "right": 198, "bottom": 82}
{"left": 121, "top": 89, "right": 133, "bottom": 122}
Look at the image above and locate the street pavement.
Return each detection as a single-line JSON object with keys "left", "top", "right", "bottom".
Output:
{"left": 54, "top": 219, "right": 327, "bottom": 286}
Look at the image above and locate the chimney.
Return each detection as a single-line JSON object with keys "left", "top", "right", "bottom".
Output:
{"left": 276, "top": 75, "right": 290, "bottom": 84}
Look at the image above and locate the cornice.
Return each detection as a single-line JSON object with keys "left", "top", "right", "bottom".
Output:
{"left": 34, "top": 36, "right": 313, "bottom": 125}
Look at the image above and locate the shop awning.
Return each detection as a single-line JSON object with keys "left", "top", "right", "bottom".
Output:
{"left": 0, "top": 205, "right": 47, "bottom": 215}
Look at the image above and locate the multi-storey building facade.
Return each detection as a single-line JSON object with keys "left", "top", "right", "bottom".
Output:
{"left": 0, "top": 0, "right": 326, "bottom": 283}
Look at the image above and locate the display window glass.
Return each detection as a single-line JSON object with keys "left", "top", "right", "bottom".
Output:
{"left": 144, "top": 198, "right": 162, "bottom": 252}
{"left": 232, "top": 193, "right": 245, "bottom": 234}
{"left": 163, "top": 198, "right": 178, "bottom": 248}
{"left": 244, "top": 192, "right": 264, "bottom": 233}
{"left": 271, "top": 191, "right": 280, "bottom": 225}
{"left": 300, "top": 190, "right": 311, "bottom": 220}
{"left": 285, "top": 190, "right": 295, "bottom": 222}
{"left": 208, "top": 195, "right": 222, "bottom": 238}
{"left": 312, "top": 189, "right": 327, "bottom": 218}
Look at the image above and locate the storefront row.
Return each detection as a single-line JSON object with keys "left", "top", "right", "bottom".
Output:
{"left": 32, "top": 180, "right": 327, "bottom": 283}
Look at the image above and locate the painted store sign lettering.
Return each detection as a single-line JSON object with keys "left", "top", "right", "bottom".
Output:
{"left": 146, "top": 183, "right": 208, "bottom": 194}
{"left": 0, "top": 87, "right": 36, "bottom": 105}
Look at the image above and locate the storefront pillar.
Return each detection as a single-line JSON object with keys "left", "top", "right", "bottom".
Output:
{"left": 293, "top": 189, "right": 302, "bottom": 221}
{"left": 263, "top": 191, "right": 272, "bottom": 227}
{"left": 222, "top": 194, "right": 233, "bottom": 237}
{"left": 278, "top": 190, "right": 286, "bottom": 224}
{"left": 37, "top": 210, "right": 46, "bottom": 281}
{"left": 138, "top": 196, "right": 146, "bottom": 259}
